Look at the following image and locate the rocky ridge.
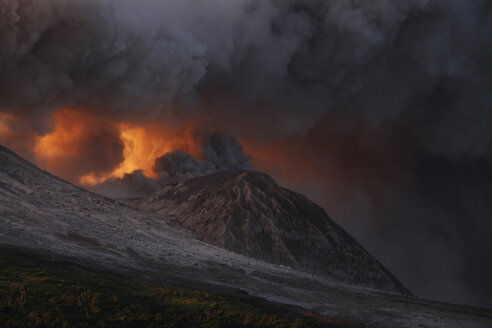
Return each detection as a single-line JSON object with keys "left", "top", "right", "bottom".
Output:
{"left": 141, "top": 170, "right": 408, "bottom": 294}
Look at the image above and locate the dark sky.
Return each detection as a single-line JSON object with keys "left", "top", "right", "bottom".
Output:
{"left": 0, "top": 0, "right": 491, "bottom": 308}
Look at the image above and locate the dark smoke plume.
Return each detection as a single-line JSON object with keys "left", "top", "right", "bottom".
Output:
{"left": 90, "top": 170, "right": 159, "bottom": 199}
{"left": 92, "top": 132, "right": 252, "bottom": 198}
{"left": 154, "top": 131, "right": 252, "bottom": 184}
{"left": 2, "top": 1, "right": 492, "bottom": 158}
{"left": 1, "top": 0, "right": 492, "bottom": 307}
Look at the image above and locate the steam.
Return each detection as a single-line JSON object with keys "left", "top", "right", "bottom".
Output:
{"left": 1, "top": 0, "right": 492, "bottom": 307}
{"left": 92, "top": 132, "right": 252, "bottom": 198}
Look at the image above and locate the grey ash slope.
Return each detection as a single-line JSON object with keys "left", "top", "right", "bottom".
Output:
{"left": 1, "top": 145, "right": 491, "bottom": 328}
{"left": 141, "top": 170, "right": 408, "bottom": 294}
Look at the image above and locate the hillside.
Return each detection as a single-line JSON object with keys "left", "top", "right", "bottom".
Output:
{"left": 0, "top": 250, "right": 333, "bottom": 328}
{"left": 141, "top": 171, "right": 408, "bottom": 294}
{"left": 0, "top": 145, "right": 491, "bottom": 328}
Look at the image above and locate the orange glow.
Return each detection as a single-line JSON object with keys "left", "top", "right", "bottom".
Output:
{"left": 35, "top": 110, "right": 87, "bottom": 162}
{"left": 34, "top": 109, "right": 123, "bottom": 183}
{"left": 34, "top": 109, "right": 201, "bottom": 186}
{"left": 112, "top": 125, "right": 191, "bottom": 178}
{"left": 80, "top": 124, "right": 198, "bottom": 185}
{"left": 78, "top": 125, "right": 169, "bottom": 185}
{"left": 0, "top": 112, "right": 14, "bottom": 137}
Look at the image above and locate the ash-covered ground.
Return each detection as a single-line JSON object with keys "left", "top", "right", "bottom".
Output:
{"left": 0, "top": 145, "right": 491, "bottom": 328}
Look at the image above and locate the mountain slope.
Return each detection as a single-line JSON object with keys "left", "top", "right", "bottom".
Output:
{"left": 0, "top": 250, "right": 328, "bottom": 328}
{"left": 141, "top": 170, "right": 408, "bottom": 294}
{"left": 0, "top": 145, "right": 491, "bottom": 328}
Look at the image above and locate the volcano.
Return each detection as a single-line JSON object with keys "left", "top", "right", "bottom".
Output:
{"left": 141, "top": 170, "right": 408, "bottom": 294}
{"left": 0, "top": 145, "right": 491, "bottom": 328}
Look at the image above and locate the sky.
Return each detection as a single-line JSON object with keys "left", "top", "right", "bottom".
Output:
{"left": 0, "top": 0, "right": 491, "bottom": 308}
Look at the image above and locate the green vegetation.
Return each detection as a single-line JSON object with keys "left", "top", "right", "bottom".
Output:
{"left": 0, "top": 253, "right": 348, "bottom": 328}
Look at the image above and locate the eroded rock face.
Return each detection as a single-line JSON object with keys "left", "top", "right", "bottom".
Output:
{"left": 142, "top": 170, "right": 410, "bottom": 294}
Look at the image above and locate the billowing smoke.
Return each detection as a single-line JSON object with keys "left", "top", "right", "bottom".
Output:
{"left": 34, "top": 109, "right": 125, "bottom": 182}
{"left": 92, "top": 131, "right": 252, "bottom": 198}
{"left": 155, "top": 132, "right": 252, "bottom": 183}
{"left": 90, "top": 170, "right": 159, "bottom": 200}
{"left": 1, "top": 0, "right": 492, "bottom": 307}
{"left": 2, "top": 0, "right": 487, "bottom": 143}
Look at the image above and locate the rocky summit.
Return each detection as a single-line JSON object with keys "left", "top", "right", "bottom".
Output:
{"left": 141, "top": 170, "right": 409, "bottom": 294}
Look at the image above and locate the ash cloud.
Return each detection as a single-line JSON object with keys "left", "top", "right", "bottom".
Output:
{"left": 1, "top": 0, "right": 492, "bottom": 308}
{"left": 92, "top": 132, "right": 252, "bottom": 198}
{"left": 153, "top": 150, "right": 216, "bottom": 185}
{"left": 91, "top": 170, "right": 159, "bottom": 200}
{"left": 1, "top": 0, "right": 488, "bottom": 148}
{"left": 155, "top": 131, "right": 252, "bottom": 183}
{"left": 33, "top": 110, "right": 125, "bottom": 182}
